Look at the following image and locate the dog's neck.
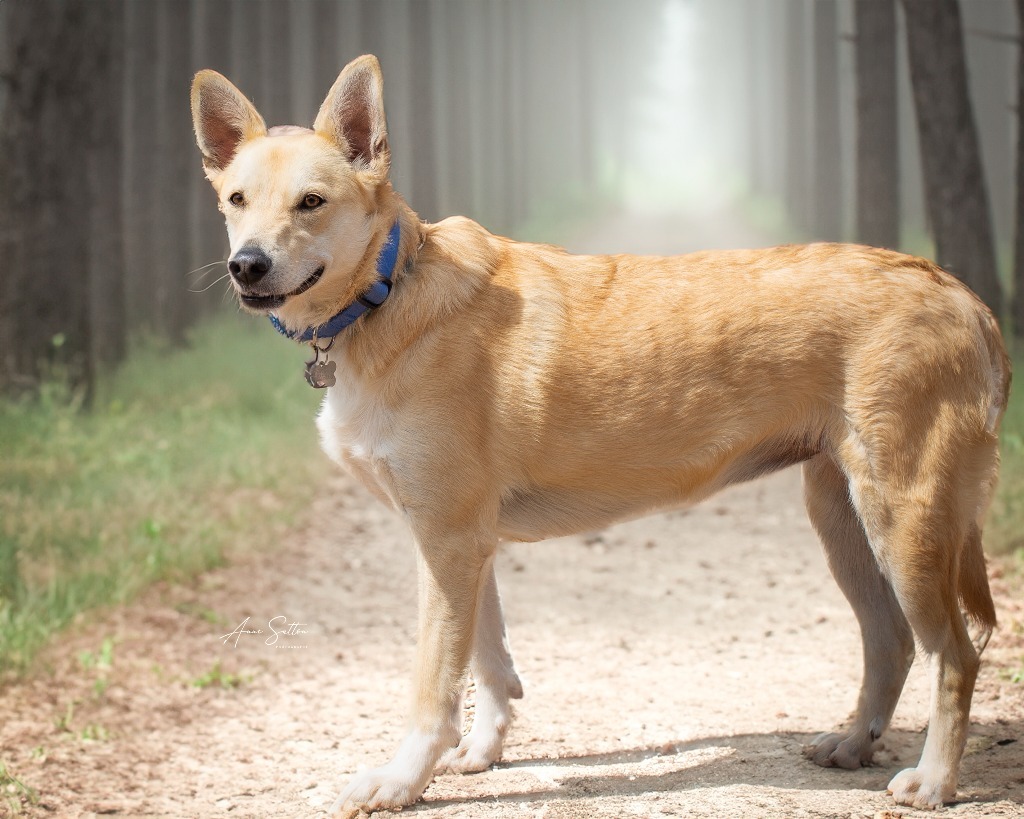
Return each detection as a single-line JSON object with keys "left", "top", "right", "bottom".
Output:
{"left": 268, "top": 219, "right": 402, "bottom": 344}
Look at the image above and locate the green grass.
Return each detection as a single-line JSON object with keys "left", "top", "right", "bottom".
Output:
{"left": 0, "top": 313, "right": 321, "bottom": 674}
{"left": 191, "top": 659, "right": 251, "bottom": 689}
{"left": 0, "top": 758, "right": 38, "bottom": 814}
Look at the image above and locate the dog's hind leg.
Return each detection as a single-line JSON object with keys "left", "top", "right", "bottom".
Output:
{"left": 438, "top": 557, "right": 523, "bottom": 773}
{"left": 801, "top": 454, "right": 915, "bottom": 769}
{"left": 877, "top": 517, "right": 981, "bottom": 808}
{"left": 875, "top": 492, "right": 989, "bottom": 807}
{"left": 842, "top": 431, "right": 996, "bottom": 808}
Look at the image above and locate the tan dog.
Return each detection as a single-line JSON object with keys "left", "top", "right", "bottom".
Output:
{"left": 191, "top": 55, "right": 1008, "bottom": 815}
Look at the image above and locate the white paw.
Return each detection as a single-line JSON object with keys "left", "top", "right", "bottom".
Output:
{"left": 330, "top": 763, "right": 431, "bottom": 818}
{"left": 887, "top": 766, "right": 955, "bottom": 809}
{"left": 436, "top": 724, "right": 505, "bottom": 773}
{"left": 331, "top": 729, "right": 449, "bottom": 817}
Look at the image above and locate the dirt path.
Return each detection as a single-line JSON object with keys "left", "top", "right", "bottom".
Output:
{"left": 3, "top": 211, "right": 1023, "bottom": 818}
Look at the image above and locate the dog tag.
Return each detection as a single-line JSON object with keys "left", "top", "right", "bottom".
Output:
{"left": 305, "top": 358, "right": 337, "bottom": 389}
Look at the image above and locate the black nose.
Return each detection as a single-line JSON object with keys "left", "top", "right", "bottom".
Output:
{"left": 228, "top": 247, "right": 273, "bottom": 286}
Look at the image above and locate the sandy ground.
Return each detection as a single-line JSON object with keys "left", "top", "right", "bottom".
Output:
{"left": 2, "top": 211, "right": 1023, "bottom": 818}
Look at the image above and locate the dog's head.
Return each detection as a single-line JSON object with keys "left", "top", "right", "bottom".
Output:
{"left": 191, "top": 55, "right": 392, "bottom": 326}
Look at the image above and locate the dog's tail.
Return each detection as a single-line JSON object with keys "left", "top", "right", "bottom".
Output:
{"left": 957, "top": 301, "right": 1007, "bottom": 653}
{"left": 959, "top": 524, "right": 996, "bottom": 653}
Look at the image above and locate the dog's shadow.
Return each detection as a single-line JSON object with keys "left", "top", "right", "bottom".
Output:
{"left": 414, "top": 726, "right": 1023, "bottom": 812}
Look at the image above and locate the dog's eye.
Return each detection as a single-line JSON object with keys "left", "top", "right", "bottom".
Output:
{"left": 300, "top": 193, "right": 325, "bottom": 210}
{"left": 228, "top": 192, "right": 244, "bottom": 207}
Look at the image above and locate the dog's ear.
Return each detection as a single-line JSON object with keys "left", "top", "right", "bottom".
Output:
{"left": 191, "top": 70, "right": 267, "bottom": 181}
{"left": 314, "top": 55, "right": 390, "bottom": 177}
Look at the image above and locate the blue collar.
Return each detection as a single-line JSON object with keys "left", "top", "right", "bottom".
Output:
{"left": 268, "top": 220, "right": 401, "bottom": 343}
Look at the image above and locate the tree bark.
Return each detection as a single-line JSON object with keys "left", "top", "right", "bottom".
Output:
{"left": 854, "top": 0, "right": 900, "bottom": 249}
{"left": 0, "top": 0, "right": 95, "bottom": 392}
{"left": 190, "top": 0, "right": 234, "bottom": 314}
{"left": 440, "top": 0, "right": 473, "bottom": 219}
{"left": 1014, "top": 0, "right": 1024, "bottom": 335}
{"left": 156, "top": 0, "right": 194, "bottom": 345}
{"left": 901, "top": 0, "right": 1002, "bottom": 316}
{"left": 409, "top": 0, "right": 440, "bottom": 223}
{"left": 813, "top": 1, "right": 842, "bottom": 241}
{"left": 313, "top": 0, "right": 341, "bottom": 96}
{"left": 85, "top": 0, "right": 127, "bottom": 397}
{"left": 261, "top": 1, "right": 292, "bottom": 126}
{"left": 784, "top": 0, "right": 812, "bottom": 236}
{"left": 122, "top": 0, "right": 159, "bottom": 330}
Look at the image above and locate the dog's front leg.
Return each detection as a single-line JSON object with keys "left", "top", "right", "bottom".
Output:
{"left": 438, "top": 556, "right": 523, "bottom": 773}
{"left": 332, "top": 531, "right": 490, "bottom": 818}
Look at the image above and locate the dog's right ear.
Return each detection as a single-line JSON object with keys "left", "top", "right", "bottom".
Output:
{"left": 314, "top": 55, "right": 390, "bottom": 178}
{"left": 191, "top": 70, "right": 267, "bottom": 181}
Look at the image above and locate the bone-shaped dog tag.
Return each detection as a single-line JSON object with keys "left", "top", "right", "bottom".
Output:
{"left": 305, "top": 358, "right": 337, "bottom": 389}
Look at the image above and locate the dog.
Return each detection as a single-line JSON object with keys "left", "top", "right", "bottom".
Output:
{"left": 191, "top": 55, "right": 1009, "bottom": 815}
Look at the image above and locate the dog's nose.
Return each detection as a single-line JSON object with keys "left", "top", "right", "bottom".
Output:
{"left": 228, "top": 247, "right": 273, "bottom": 286}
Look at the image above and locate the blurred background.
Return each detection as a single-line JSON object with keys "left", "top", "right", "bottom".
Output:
{"left": 2, "top": 0, "right": 1020, "bottom": 394}
{"left": 1, "top": 0, "right": 1023, "bottom": 672}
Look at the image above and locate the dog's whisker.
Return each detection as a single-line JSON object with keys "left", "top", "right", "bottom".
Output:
{"left": 220, "top": 282, "right": 238, "bottom": 308}
{"left": 185, "top": 260, "right": 228, "bottom": 279}
{"left": 188, "top": 272, "right": 232, "bottom": 294}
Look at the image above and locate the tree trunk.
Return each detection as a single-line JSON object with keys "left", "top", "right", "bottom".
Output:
{"left": 85, "top": 0, "right": 127, "bottom": 398}
{"left": 901, "top": 0, "right": 1002, "bottom": 316}
{"left": 261, "top": 1, "right": 292, "bottom": 126}
{"left": 190, "top": 0, "right": 234, "bottom": 314}
{"left": 813, "top": 0, "right": 842, "bottom": 241}
{"left": 440, "top": 0, "right": 473, "bottom": 219}
{"left": 122, "top": 0, "right": 159, "bottom": 331}
{"left": 0, "top": 0, "right": 94, "bottom": 393}
{"left": 784, "top": 0, "right": 812, "bottom": 236}
{"left": 1014, "top": 0, "right": 1024, "bottom": 335}
{"left": 409, "top": 0, "right": 439, "bottom": 223}
{"left": 156, "top": 0, "right": 194, "bottom": 345}
{"left": 231, "top": 0, "right": 263, "bottom": 106}
{"left": 313, "top": 0, "right": 341, "bottom": 96}
{"left": 854, "top": 0, "right": 900, "bottom": 249}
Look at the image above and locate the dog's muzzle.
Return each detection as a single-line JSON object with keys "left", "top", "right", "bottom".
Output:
{"left": 236, "top": 265, "right": 325, "bottom": 311}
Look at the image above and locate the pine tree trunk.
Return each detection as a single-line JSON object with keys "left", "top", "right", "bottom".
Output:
{"left": 190, "top": 0, "right": 234, "bottom": 316}
{"left": 813, "top": 0, "right": 842, "bottom": 241}
{"left": 1014, "top": 0, "right": 1024, "bottom": 336}
{"left": 261, "top": 1, "right": 292, "bottom": 126}
{"left": 155, "top": 0, "right": 194, "bottom": 346}
{"left": 854, "top": 0, "right": 900, "bottom": 249}
{"left": 784, "top": 0, "right": 812, "bottom": 236}
{"left": 0, "top": 0, "right": 94, "bottom": 392}
{"left": 901, "top": 0, "right": 1003, "bottom": 317}
{"left": 85, "top": 0, "right": 127, "bottom": 399}
{"left": 122, "top": 0, "right": 159, "bottom": 331}
{"left": 409, "top": 0, "right": 440, "bottom": 223}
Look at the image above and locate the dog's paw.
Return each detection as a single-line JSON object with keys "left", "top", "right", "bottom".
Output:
{"left": 330, "top": 765, "right": 432, "bottom": 818}
{"left": 436, "top": 725, "right": 505, "bottom": 774}
{"left": 803, "top": 731, "right": 874, "bottom": 769}
{"left": 887, "top": 766, "right": 954, "bottom": 810}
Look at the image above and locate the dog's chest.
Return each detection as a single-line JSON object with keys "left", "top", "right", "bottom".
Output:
{"left": 316, "top": 382, "right": 403, "bottom": 510}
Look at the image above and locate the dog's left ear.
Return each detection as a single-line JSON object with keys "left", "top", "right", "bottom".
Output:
{"left": 314, "top": 55, "right": 390, "bottom": 178}
{"left": 191, "top": 70, "right": 267, "bottom": 181}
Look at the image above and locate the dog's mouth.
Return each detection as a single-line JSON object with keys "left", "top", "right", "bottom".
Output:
{"left": 239, "top": 266, "right": 325, "bottom": 311}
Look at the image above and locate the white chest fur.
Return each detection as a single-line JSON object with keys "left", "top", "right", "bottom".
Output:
{"left": 316, "top": 377, "right": 404, "bottom": 511}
